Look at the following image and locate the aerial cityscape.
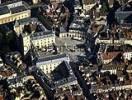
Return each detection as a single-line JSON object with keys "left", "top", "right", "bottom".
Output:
{"left": 0, "top": 0, "right": 132, "bottom": 100}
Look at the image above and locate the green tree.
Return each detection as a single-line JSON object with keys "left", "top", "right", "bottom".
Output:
{"left": 100, "top": 2, "right": 109, "bottom": 14}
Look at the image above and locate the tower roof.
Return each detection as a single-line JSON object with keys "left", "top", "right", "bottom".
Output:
{"left": 14, "top": 20, "right": 20, "bottom": 27}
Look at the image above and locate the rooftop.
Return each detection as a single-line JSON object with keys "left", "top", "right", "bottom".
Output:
{"left": 70, "top": 22, "right": 84, "bottom": 29}
{"left": 0, "top": 70, "right": 15, "bottom": 78}
{"left": 15, "top": 18, "right": 53, "bottom": 38}
{"left": 95, "top": 90, "right": 132, "bottom": 100}
{"left": 51, "top": 61, "right": 77, "bottom": 88}
{"left": 0, "top": 6, "right": 10, "bottom": 15}
{"left": 88, "top": 70, "right": 132, "bottom": 94}
{"left": 107, "top": 44, "right": 132, "bottom": 52}
{"left": 51, "top": 61, "right": 70, "bottom": 81}
{"left": 16, "top": 18, "right": 38, "bottom": 26}
{"left": 10, "top": 5, "right": 27, "bottom": 14}
{"left": 0, "top": 1, "right": 29, "bottom": 15}
{"left": 31, "top": 31, "right": 54, "bottom": 40}
{"left": 52, "top": 62, "right": 85, "bottom": 99}
{"left": 117, "top": 1, "right": 132, "bottom": 12}
{"left": 7, "top": 75, "right": 47, "bottom": 100}
{"left": 37, "top": 53, "right": 69, "bottom": 63}
{"left": 54, "top": 84, "right": 85, "bottom": 100}
{"left": 101, "top": 63, "right": 132, "bottom": 71}
{"left": 0, "top": 95, "right": 3, "bottom": 100}
{"left": 101, "top": 52, "right": 121, "bottom": 61}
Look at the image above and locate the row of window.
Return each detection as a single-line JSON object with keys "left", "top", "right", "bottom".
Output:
{"left": 33, "top": 39, "right": 55, "bottom": 48}
{"left": 61, "top": 34, "right": 82, "bottom": 38}
{"left": 45, "top": 67, "right": 55, "bottom": 74}
{"left": 40, "top": 63, "right": 60, "bottom": 74}
{"left": 8, "top": 2, "right": 22, "bottom": 8}
{"left": 0, "top": 13, "right": 29, "bottom": 24}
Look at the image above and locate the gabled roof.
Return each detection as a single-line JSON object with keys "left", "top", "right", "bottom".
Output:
{"left": 101, "top": 52, "right": 121, "bottom": 60}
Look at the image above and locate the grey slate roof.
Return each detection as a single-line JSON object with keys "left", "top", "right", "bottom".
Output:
{"left": 38, "top": 53, "right": 68, "bottom": 62}
{"left": 0, "top": 6, "right": 10, "bottom": 15}
{"left": 10, "top": 5, "right": 27, "bottom": 14}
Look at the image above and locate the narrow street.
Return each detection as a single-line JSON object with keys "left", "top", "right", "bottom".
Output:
{"left": 70, "top": 62, "right": 92, "bottom": 100}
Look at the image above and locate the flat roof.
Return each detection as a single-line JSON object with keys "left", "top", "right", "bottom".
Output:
{"left": 10, "top": 5, "right": 27, "bottom": 14}
{"left": 17, "top": 18, "right": 38, "bottom": 26}
{"left": 31, "top": 31, "right": 54, "bottom": 40}
{"left": 0, "top": 1, "right": 29, "bottom": 15}
{"left": 69, "top": 27, "right": 85, "bottom": 30}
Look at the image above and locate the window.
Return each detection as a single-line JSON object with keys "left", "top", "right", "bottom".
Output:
{"left": 46, "top": 71, "right": 48, "bottom": 74}
{"left": 50, "top": 66, "right": 52, "bottom": 70}
{"left": 46, "top": 67, "right": 48, "bottom": 70}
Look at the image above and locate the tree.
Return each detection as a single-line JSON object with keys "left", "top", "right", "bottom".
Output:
{"left": 100, "top": 2, "right": 110, "bottom": 14}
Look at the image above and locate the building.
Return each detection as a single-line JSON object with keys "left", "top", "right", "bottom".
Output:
{"left": 101, "top": 63, "right": 132, "bottom": 74}
{"left": 79, "top": 61, "right": 132, "bottom": 97}
{"left": 122, "top": 28, "right": 132, "bottom": 39}
{"left": 14, "top": 18, "right": 39, "bottom": 37}
{"left": 100, "top": 52, "right": 122, "bottom": 64}
{"left": 32, "top": 0, "right": 41, "bottom": 4}
{"left": 22, "top": 33, "right": 31, "bottom": 55}
{"left": 51, "top": 61, "right": 77, "bottom": 88}
{"left": 59, "top": 26, "right": 68, "bottom": 38}
{"left": 0, "top": 64, "right": 16, "bottom": 80}
{"left": 123, "top": 52, "right": 132, "bottom": 60}
{"left": 95, "top": 25, "right": 132, "bottom": 45}
{"left": 0, "top": 57, "right": 4, "bottom": 67}
{"left": 7, "top": 75, "right": 47, "bottom": 100}
{"left": 50, "top": 0, "right": 62, "bottom": 3}
{"left": 31, "top": 31, "right": 55, "bottom": 49}
{"left": 52, "top": 61, "right": 86, "bottom": 99}
{"left": 108, "top": 0, "right": 114, "bottom": 7}
{"left": 32, "top": 60, "right": 86, "bottom": 99}
{"left": 5, "top": 51, "right": 27, "bottom": 74}
{"left": 14, "top": 18, "right": 55, "bottom": 55}
{"left": 14, "top": 18, "right": 34, "bottom": 55}
{"left": 98, "top": 44, "right": 132, "bottom": 61}
{"left": 0, "top": 1, "right": 30, "bottom": 25}
{"left": 36, "top": 53, "right": 70, "bottom": 75}
{"left": 83, "top": 0, "right": 96, "bottom": 5}
{"left": 115, "top": 1, "right": 132, "bottom": 24}
{"left": 68, "top": 16, "right": 87, "bottom": 38}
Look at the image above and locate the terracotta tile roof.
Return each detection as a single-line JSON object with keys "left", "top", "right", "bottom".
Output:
{"left": 123, "top": 29, "right": 132, "bottom": 39}
{"left": 91, "top": 24, "right": 104, "bottom": 33}
{"left": 84, "top": 0, "right": 96, "bottom": 4}
{"left": 0, "top": 95, "right": 3, "bottom": 100}
{"left": 0, "top": 70, "right": 15, "bottom": 77}
{"left": 101, "top": 52, "right": 121, "bottom": 60}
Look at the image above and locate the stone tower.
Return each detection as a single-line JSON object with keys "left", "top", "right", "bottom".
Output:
{"left": 32, "top": 0, "right": 41, "bottom": 4}
{"left": 14, "top": 20, "right": 23, "bottom": 37}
